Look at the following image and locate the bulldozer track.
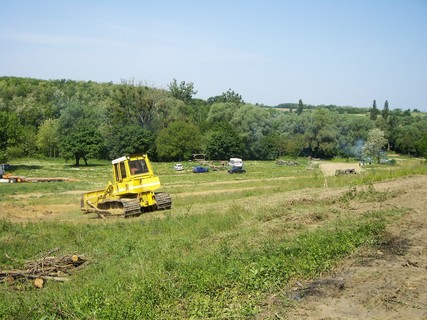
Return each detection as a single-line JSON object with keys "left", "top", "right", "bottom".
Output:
{"left": 122, "top": 199, "right": 143, "bottom": 217}
{"left": 93, "top": 198, "right": 141, "bottom": 218}
{"left": 84, "top": 194, "right": 171, "bottom": 218}
{"left": 155, "top": 192, "right": 172, "bottom": 210}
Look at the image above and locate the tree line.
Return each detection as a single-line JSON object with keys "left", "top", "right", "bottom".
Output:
{"left": 1, "top": 76, "right": 426, "bottom": 165}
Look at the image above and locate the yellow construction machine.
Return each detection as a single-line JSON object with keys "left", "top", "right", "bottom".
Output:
{"left": 81, "top": 154, "right": 171, "bottom": 218}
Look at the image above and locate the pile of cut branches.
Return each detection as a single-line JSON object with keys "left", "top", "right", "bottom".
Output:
{"left": 1, "top": 253, "right": 87, "bottom": 288}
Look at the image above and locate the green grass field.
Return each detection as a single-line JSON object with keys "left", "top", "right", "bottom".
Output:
{"left": 0, "top": 157, "right": 426, "bottom": 319}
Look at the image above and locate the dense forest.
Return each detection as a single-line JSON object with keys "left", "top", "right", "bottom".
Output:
{"left": 1, "top": 76, "right": 426, "bottom": 165}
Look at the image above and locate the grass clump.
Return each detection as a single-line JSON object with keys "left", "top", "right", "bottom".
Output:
{"left": 338, "top": 182, "right": 399, "bottom": 204}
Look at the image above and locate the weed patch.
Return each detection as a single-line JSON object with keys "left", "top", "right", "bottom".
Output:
{"left": 338, "top": 182, "right": 399, "bottom": 204}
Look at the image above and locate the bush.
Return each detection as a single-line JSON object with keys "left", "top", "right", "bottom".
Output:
{"left": 6, "top": 146, "right": 25, "bottom": 159}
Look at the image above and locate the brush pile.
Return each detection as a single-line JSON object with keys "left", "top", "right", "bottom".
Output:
{"left": 335, "top": 168, "right": 357, "bottom": 175}
{"left": 1, "top": 253, "right": 87, "bottom": 288}
{"left": 276, "top": 160, "right": 299, "bottom": 166}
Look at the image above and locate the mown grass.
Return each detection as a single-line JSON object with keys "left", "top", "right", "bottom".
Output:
{"left": 0, "top": 208, "right": 400, "bottom": 319}
{"left": 0, "top": 156, "right": 425, "bottom": 318}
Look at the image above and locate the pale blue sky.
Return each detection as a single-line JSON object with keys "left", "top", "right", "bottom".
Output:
{"left": 1, "top": 0, "right": 426, "bottom": 110}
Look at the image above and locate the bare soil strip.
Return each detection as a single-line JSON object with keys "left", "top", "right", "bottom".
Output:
{"left": 271, "top": 175, "right": 427, "bottom": 320}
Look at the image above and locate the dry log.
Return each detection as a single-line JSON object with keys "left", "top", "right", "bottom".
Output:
{"left": 34, "top": 277, "right": 44, "bottom": 288}
{"left": 1, "top": 272, "right": 69, "bottom": 283}
{"left": 29, "top": 274, "right": 69, "bottom": 282}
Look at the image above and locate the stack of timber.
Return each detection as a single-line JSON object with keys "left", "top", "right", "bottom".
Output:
{"left": 0, "top": 254, "right": 87, "bottom": 288}
{"left": 0, "top": 174, "right": 73, "bottom": 183}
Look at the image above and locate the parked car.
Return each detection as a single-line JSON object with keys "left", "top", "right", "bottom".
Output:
{"left": 174, "top": 163, "right": 184, "bottom": 171}
{"left": 228, "top": 158, "right": 243, "bottom": 167}
{"left": 193, "top": 166, "right": 209, "bottom": 173}
{"left": 227, "top": 166, "right": 246, "bottom": 174}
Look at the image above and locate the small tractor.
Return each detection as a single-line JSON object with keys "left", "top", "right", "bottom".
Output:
{"left": 81, "top": 154, "right": 171, "bottom": 218}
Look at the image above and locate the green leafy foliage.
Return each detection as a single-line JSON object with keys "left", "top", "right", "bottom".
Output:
{"left": 156, "top": 121, "right": 202, "bottom": 161}
{"left": 1, "top": 76, "right": 426, "bottom": 162}
{"left": 297, "top": 99, "right": 304, "bottom": 115}
{"left": 36, "top": 118, "right": 60, "bottom": 157}
{"left": 168, "top": 78, "right": 197, "bottom": 103}
{"left": 204, "top": 122, "right": 246, "bottom": 159}
{"left": 103, "top": 125, "right": 154, "bottom": 159}
{"left": 207, "top": 88, "right": 244, "bottom": 105}
{"left": 60, "top": 124, "right": 104, "bottom": 166}
{"left": 362, "top": 128, "right": 388, "bottom": 163}
{"left": 303, "top": 109, "right": 339, "bottom": 158}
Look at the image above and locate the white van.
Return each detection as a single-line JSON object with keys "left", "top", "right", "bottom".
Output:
{"left": 228, "top": 158, "right": 243, "bottom": 167}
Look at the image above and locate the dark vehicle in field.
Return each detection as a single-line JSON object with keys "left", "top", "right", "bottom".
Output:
{"left": 227, "top": 166, "right": 246, "bottom": 174}
{"left": 193, "top": 166, "right": 209, "bottom": 173}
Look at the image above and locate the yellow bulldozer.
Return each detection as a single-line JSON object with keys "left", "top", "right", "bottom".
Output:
{"left": 81, "top": 154, "right": 171, "bottom": 218}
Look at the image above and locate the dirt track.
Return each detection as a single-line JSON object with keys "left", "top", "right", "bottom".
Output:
{"left": 281, "top": 174, "right": 427, "bottom": 319}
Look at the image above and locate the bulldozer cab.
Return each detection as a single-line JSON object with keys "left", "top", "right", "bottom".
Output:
{"left": 112, "top": 155, "right": 153, "bottom": 183}
{"left": 129, "top": 159, "right": 149, "bottom": 175}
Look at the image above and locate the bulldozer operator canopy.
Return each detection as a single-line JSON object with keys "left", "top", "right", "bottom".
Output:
{"left": 111, "top": 155, "right": 152, "bottom": 182}
{"left": 112, "top": 156, "right": 128, "bottom": 164}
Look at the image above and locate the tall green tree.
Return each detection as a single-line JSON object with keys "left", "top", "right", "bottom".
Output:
{"left": 303, "top": 109, "right": 339, "bottom": 158}
{"left": 60, "top": 123, "right": 103, "bottom": 166}
{"left": 336, "top": 114, "right": 373, "bottom": 158}
{"left": 168, "top": 79, "right": 197, "bottom": 104}
{"left": 157, "top": 97, "right": 192, "bottom": 126}
{"left": 206, "top": 102, "right": 240, "bottom": 123}
{"left": 102, "top": 124, "right": 155, "bottom": 160}
{"left": 204, "top": 122, "right": 246, "bottom": 160}
{"left": 297, "top": 99, "right": 304, "bottom": 115}
{"left": 415, "top": 134, "right": 427, "bottom": 160}
{"left": 250, "top": 134, "right": 277, "bottom": 160}
{"left": 362, "top": 128, "right": 387, "bottom": 163}
{"left": 382, "top": 100, "right": 389, "bottom": 121}
{"left": 394, "top": 119, "right": 427, "bottom": 156}
{"left": 385, "top": 113, "right": 400, "bottom": 150}
{"left": 370, "top": 100, "right": 378, "bottom": 120}
{"left": 230, "top": 104, "right": 272, "bottom": 158}
{"left": 155, "top": 121, "right": 201, "bottom": 161}
{"left": 0, "top": 111, "right": 8, "bottom": 159}
{"left": 0, "top": 110, "right": 22, "bottom": 161}
{"left": 113, "top": 81, "right": 168, "bottom": 131}
{"left": 207, "top": 89, "right": 244, "bottom": 105}
{"left": 59, "top": 99, "right": 103, "bottom": 166}
{"left": 36, "top": 118, "right": 60, "bottom": 157}
{"left": 283, "top": 133, "right": 305, "bottom": 158}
